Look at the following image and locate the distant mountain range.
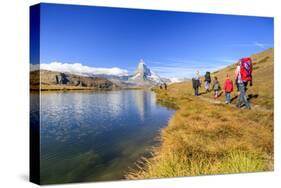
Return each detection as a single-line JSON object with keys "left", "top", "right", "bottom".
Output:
{"left": 84, "top": 59, "right": 166, "bottom": 86}
{"left": 30, "top": 59, "right": 177, "bottom": 90}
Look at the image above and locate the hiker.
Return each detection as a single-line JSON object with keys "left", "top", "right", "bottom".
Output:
{"left": 235, "top": 57, "right": 252, "bottom": 109}
{"left": 213, "top": 76, "right": 220, "bottom": 99}
{"left": 164, "top": 82, "right": 167, "bottom": 90}
{"left": 204, "top": 71, "right": 211, "bottom": 93}
{"left": 223, "top": 74, "right": 234, "bottom": 104}
{"left": 192, "top": 71, "right": 201, "bottom": 96}
{"left": 159, "top": 84, "right": 163, "bottom": 89}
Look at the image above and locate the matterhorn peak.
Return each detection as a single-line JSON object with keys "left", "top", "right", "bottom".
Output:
{"left": 139, "top": 59, "right": 145, "bottom": 65}
{"left": 137, "top": 59, "right": 146, "bottom": 68}
{"left": 135, "top": 59, "right": 151, "bottom": 76}
{"left": 129, "top": 59, "right": 163, "bottom": 85}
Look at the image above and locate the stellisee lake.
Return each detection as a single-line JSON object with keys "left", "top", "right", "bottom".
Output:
{"left": 31, "top": 90, "right": 175, "bottom": 184}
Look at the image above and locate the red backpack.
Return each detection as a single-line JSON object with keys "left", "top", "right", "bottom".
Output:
{"left": 240, "top": 57, "right": 252, "bottom": 82}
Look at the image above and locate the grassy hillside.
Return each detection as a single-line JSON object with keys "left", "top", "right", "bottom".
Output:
{"left": 127, "top": 48, "right": 274, "bottom": 179}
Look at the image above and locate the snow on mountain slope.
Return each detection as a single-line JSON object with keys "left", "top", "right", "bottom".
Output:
{"left": 129, "top": 59, "right": 163, "bottom": 85}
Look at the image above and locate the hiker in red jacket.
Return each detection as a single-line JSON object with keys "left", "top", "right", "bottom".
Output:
{"left": 223, "top": 74, "right": 234, "bottom": 104}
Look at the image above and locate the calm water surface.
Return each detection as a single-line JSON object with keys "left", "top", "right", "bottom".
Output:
{"left": 31, "top": 90, "right": 174, "bottom": 184}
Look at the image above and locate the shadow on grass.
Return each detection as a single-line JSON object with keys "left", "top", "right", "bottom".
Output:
{"left": 217, "top": 91, "right": 223, "bottom": 98}
{"left": 230, "top": 95, "right": 238, "bottom": 103}
{"left": 248, "top": 94, "right": 259, "bottom": 102}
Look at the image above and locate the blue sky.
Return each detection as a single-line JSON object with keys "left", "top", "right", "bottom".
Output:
{"left": 34, "top": 3, "right": 274, "bottom": 78}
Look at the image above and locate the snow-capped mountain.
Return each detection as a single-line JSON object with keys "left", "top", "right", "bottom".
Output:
{"left": 129, "top": 59, "right": 163, "bottom": 85}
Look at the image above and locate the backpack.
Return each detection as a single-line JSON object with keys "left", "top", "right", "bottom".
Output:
{"left": 240, "top": 57, "right": 252, "bottom": 82}
{"left": 192, "top": 78, "right": 200, "bottom": 89}
{"left": 205, "top": 72, "right": 211, "bottom": 82}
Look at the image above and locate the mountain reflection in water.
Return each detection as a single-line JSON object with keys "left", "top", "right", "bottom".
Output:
{"left": 31, "top": 90, "right": 174, "bottom": 184}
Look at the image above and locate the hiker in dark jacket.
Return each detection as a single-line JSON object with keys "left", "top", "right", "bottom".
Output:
{"left": 164, "top": 82, "right": 167, "bottom": 90}
{"left": 204, "top": 71, "right": 211, "bottom": 93}
{"left": 192, "top": 71, "right": 201, "bottom": 96}
{"left": 213, "top": 76, "right": 220, "bottom": 99}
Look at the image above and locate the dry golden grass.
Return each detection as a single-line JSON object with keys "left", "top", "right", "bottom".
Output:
{"left": 126, "top": 48, "right": 274, "bottom": 179}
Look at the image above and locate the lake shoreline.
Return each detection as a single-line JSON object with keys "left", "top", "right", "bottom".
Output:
{"left": 126, "top": 82, "right": 273, "bottom": 179}
{"left": 127, "top": 49, "right": 274, "bottom": 179}
{"left": 36, "top": 89, "right": 175, "bottom": 183}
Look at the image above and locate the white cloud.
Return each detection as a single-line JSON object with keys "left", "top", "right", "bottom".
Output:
{"left": 30, "top": 62, "right": 129, "bottom": 77}
{"left": 169, "top": 77, "right": 184, "bottom": 83}
{"left": 229, "top": 41, "right": 272, "bottom": 49}
{"left": 253, "top": 41, "right": 266, "bottom": 49}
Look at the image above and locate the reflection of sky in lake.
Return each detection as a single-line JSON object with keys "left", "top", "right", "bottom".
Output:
{"left": 34, "top": 90, "right": 174, "bottom": 184}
